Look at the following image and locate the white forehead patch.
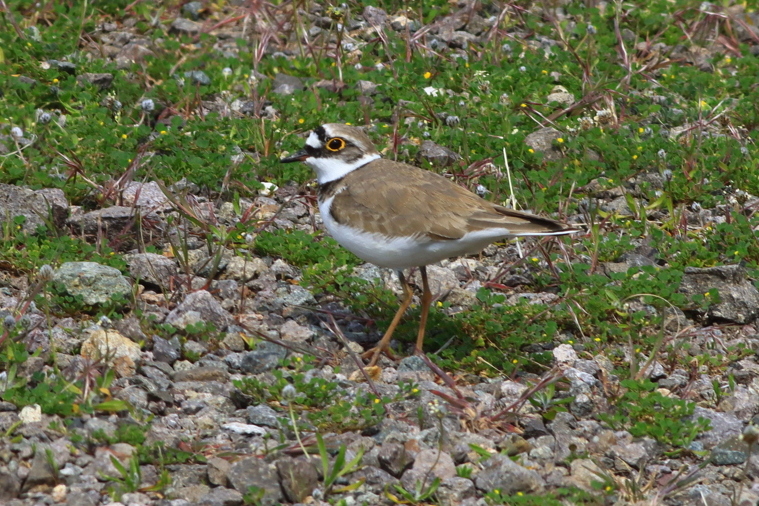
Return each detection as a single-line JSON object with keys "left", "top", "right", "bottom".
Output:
{"left": 306, "top": 131, "right": 322, "bottom": 149}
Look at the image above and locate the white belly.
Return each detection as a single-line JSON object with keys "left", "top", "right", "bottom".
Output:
{"left": 319, "top": 196, "right": 500, "bottom": 270}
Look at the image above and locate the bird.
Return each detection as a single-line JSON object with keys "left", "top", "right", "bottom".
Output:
{"left": 281, "top": 123, "right": 578, "bottom": 366}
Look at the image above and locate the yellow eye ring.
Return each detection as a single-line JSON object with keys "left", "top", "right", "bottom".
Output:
{"left": 326, "top": 137, "right": 346, "bottom": 152}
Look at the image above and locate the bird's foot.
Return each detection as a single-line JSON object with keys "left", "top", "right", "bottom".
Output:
{"left": 362, "top": 343, "right": 398, "bottom": 367}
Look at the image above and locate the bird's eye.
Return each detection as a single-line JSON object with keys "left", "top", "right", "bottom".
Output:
{"left": 326, "top": 138, "right": 346, "bottom": 152}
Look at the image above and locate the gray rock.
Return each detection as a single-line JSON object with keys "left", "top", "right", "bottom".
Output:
{"left": 711, "top": 435, "right": 749, "bottom": 465}
{"left": 47, "top": 59, "right": 76, "bottom": 73}
{"left": 197, "top": 486, "right": 243, "bottom": 506}
{"left": 272, "top": 73, "right": 304, "bottom": 95}
{"left": 121, "top": 181, "right": 172, "bottom": 210}
{"left": 390, "top": 15, "right": 419, "bottom": 31}
{"left": 718, "top": 385, "right": 759, "bottom": 420}
{"left": 524, "top": 127, "right": 564, "bottom": 161}
{"left": 276, "top": 457, "right": 319, "bottom": 502}
{"left": 165, "top": 290, "right": 233, "bottom": 331}
{"left": 564, "top": 458, "right": 604, "bottom": 491}
{"left": 692, "top": 406, "right": 742, "bottom": 448}
{"left": 185, "top": 70, "right": 211, "bottom": 86}
{"left": 182, "top": 1, "right": 204, "bottom": 19}
{"left": 84, "top": 417, "right": 117, "bottom": 438}
{"left": 610, "top": 441, "right": 648, "bottom": 469}
{"left": 437, "top": 476, "right": 476, "bottom": 506}
{"left": 356, "top": 80, "right": 379, "bottom": 96}
{"left": 546, "top": 85, "right": 575, "bottom": 106}
{"left": 206, "top": 456, "right": 231, "bottom": 487}
{"left": 416, "top": 140, "right": 461, "bottom": 167}
{"left": 114, "top": 316, "right": 148, "bottom": 343}
{"left": 22, "top": 447, "right": 57, "bottom": 492}
{"left": 397, "top": 355, "right": 431, "bottom": 373}
{"left": 116, "top": 43, "right": 156, "bottom": 66}
{"left": 246, "top": 404, "right": 282, "bottom": 429}
{"left": 173, "top": 366, "right": 229, "bottom": 383}
{"left": 54, "top": 262, "right": 131, "bottom": 305}
{"left": 115, "top": 386, "right": 148, "bottom": 410}
{"left": 240, "top": 342, "right": 288, "bottom": 374}
{"left": 363, "top": 6, "right": 388, "bottom": 26}
{"left": 278, "top": 320, "right": 314, "bottom": 343}
{"left": 401, "top": 449, "right": 456, "bottom": 491}
{"left": 0, "top": 184, "right": 68, "bottom": 234}
{"left": 349, "top": 465, "right": 398, "bottom": 490}
{"left": 678, "top": 265, "right": 759, "bottom": 324}
{"left": 378, "top": 441, "right": 414, "bottom": 477}
{"left": 166, "top": 463, "right": 209, "bottom": 488}
{"left": 223, "top": 256, "right": 268, "bottom": 281}
{"left": 67, "top": 206, "right": 154, "bottom": 247}
{"left": 439, "top": 30, "right": 478, "bottom": 49}
{"left": 153, "top": 336, "right": 181, "bottom": 364}
{"left": 227, "top": 457, "right": 283, "bottom": 506}
{"left": 474, "top": 454, "right": 545, "bottom": 495}
{"left": 64, "top": 491, "right": 98, "bottom": 506}
{"left": 81, "top": 328, "right": 141, "bottom": 377}
{"left": 76, "top": 72, "right": 114, "bottom": 89}
{"left": 173, "top": 484, "right": 211, "bottom": 502}
{"left": 170, "top": 17, "right": 203, "bottom": 34}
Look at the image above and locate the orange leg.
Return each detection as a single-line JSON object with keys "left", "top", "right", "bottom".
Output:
{"left": 415, "top": 266, "right": 432, "bottom": 354}
{"left": 365, "top": 271, "right": 414, "bottom": 366}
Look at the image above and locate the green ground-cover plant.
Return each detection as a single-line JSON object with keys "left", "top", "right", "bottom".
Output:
{"left": 598, "top": 379, "right": 711, "bottom": 450}
{"left": 234, "top": 355, "right": 419, "bottom": 432}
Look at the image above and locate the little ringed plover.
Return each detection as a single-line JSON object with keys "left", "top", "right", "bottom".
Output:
{"left": 282, "top": 123, "right": 578, "bottom": 365}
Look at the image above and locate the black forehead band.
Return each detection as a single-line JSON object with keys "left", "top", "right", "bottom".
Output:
{"left": 313, "top": 125, "right": 327, "bottom": 143}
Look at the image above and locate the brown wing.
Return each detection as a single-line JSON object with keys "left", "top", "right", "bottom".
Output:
{"left": 330, "top": 160, "right": 570, "bottom": 240}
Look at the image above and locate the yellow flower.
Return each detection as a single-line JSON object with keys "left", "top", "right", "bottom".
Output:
{"left": 512, "top": 359, "right": 518, "bottom": 364}
{"left": 594, "top": 337, "right": 601, "bottom": 342}
{"left": 160, "top": 130, "right": 167, "bottom": 135}
{"left": 52, "top": 78, "right": 59, "bottom": 84}
{"left": 346, "top": 122, "right": 352, "bottom": 126}
{"left": 638, "top": 127, "right": 644, "bottom": 133}
{"left": 374, "top": 398, "right": 380, "bottom": 404}
{"left": 725, "top": 57, "right": 732, "bottom": 64}
{"left": 557, "top": 138, "right": 564, "bottom": 143}
{"left": 528, "top": 148, "right": 534, "bottom": 153}
{"left": 541, "top": 70, "right": 547, "bottom": 74}
{"left": 424, "top": 71, "right": 432, "bottom": 79}
{"left": 298, "top": 118, "right": 305, "bottom": 124}
{"left": 633, "top": 155, "right": 638, "bottom": 160}
{"left": 520, "top": 103, "right": 527, "bottom": 108}
{"left": 121, "top": 134, "right": 127, "bottom": 139}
